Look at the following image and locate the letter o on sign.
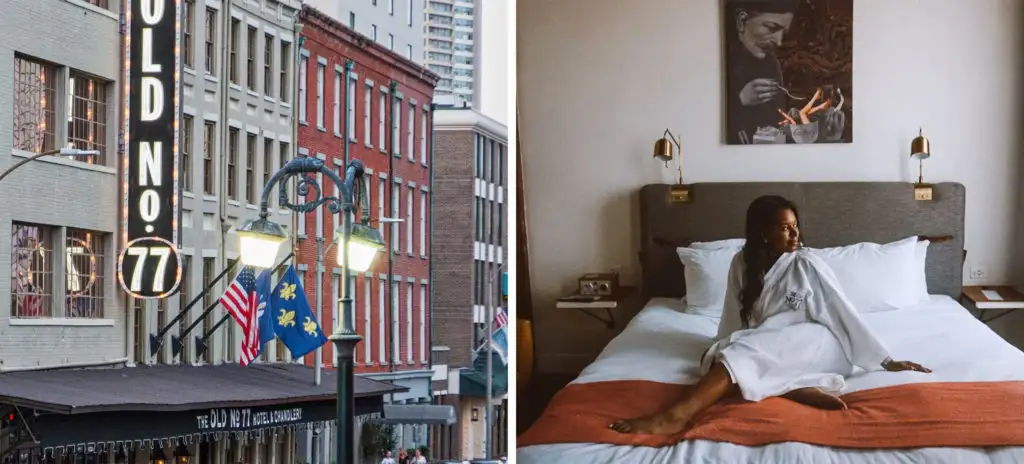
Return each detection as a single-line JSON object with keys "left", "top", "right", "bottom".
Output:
{"left": 117, "top": 236, "right": 182, "bottom": 298}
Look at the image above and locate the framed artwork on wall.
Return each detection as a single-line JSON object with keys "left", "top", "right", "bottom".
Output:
{"left": 724, "top": 0, "right": 853, "bottom": 145}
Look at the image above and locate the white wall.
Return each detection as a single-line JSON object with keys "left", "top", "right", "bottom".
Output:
{"left": 518, "top": 0, "right": 1024, "bottom": 370}
{"left": 477, "top": 0, "right": 510, "bottom": 125}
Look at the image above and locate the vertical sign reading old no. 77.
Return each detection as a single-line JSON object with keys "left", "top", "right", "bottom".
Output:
{"left": 117, "top": 0, "right": 183, "bottom": 298}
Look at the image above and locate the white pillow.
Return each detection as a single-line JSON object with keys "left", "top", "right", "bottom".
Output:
{"left": 690, "top": 238, "right": 746, "bottom": 250}
{"left": 911, "top": 240, "right": 930, "bottom": 299}
{"left": 676, "top": 246, "right": 740, "bottom": 317}
{"left": 807, "top": 236, "right": 924, "bottom": 313}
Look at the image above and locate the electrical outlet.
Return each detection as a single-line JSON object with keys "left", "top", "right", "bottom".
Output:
{"left": 970, "top": 267, "right": 987, "bottom": 280}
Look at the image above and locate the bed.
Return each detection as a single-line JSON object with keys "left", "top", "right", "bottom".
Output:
{"left": 517, "top": 182, "right": 1024, "bottom": 463}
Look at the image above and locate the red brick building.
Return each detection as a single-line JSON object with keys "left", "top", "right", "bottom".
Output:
{"left": 295, "top": 4, "right": 438, "bottom": 440}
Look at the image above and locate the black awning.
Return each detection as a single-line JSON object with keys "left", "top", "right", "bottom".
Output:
{"left": 0, "top": 363, "right": 407, "bottom": 451}
{"left": 0, "top": 363, "right": 405, "bottom": 413}
{"left": 374, "top": 404, "right": 457, "bottom": 425}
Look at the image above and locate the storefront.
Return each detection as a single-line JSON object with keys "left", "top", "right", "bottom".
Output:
{"left": 0, "top": 364, "right": 405, "bottom": 463}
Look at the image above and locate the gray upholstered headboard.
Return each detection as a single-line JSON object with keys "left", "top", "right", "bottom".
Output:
{"left": 639, "top": 182, "right": 966, "bottom": 300}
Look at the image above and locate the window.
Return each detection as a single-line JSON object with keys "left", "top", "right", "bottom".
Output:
{"left": 65, "top": 228, "right": 105, "bottom": 319}
{"left": 406, "top": 44, "right": 413, "bottom": 60}
{"left": 347, "top": 77, "right": 357, "bottom": 140}
{"left": 183, "top": 0, "right": 195, "bottom": 68}
{"left": 205, "top": 8, "right": 217, "bottom": 75}
{"left": 419, "top": 283, "right": 427, "bottom": 363}
{"left": 202, "top": 258, "right": 216, "bottom": 363}
{"left": 391, "top": 183, "right": 400, "bottom": 252}
{"left": 203, "top": 121, "right": 216, "bottom": 195}
{"left": 363, "top": 172, "right": 372, "bottom": 222}
{"left": 364, "top": 277, "right": 372, "bottom": 364}
{"left": 182, "top": 115, "right": 193, "bottom": 192}
{"left": 393, "top": 99, "right": 402, "bottom": 155}
{"left": 406, "top": 188, "right": 413, "bottom": 254}
{"left": 420, "top": 110, "right": 428, "bottom": 164}
{"left": 370, "top": 24, "right": 377, "bottom": 41}
{"left": 178, "top": 255, "right": 192, "bottom": 362}
{"left": 316, "top": 173, "right": 324, "bottom": 238}
{"left": 264, "top": 34, "right": 274, "bottom": 96}
{"left": 66, "top": 72, "right": 109, "bottom": 165}
{"left": 388, "top": 0, "right": 394, "bottom": 15}
{"left": 497, "top": 144, "right": 505, "bottom": 185}
{"left": 497, "top": 202, "right": 504, "bottom": 247}
{"left": 315, "top": 61, "right": 325, "bottom": 129}
{"left": 378, "top": 91, "right": 386, "bottom": 149}
{"left": 298, "top": 56, "right": 308, "bottom": 122}
{"left": 332, "top": 70, "right": 341, "bottom": 135}
{"left": 228, "top": 128, "right": 239, "bottom": 200}
{"left": 406, "top": 282, "right": 413, "bottom": 363}
{"left": 133, "top": 299, "right": 145, "bottom": 362}
{"left": 10, "top": 223, "right": 54, "bottom": 318}
{"left": 407, "top": 0, "right": 413, "bottom": 26}
{"left": 364, "top": 84, "right": 372, "bottom": 145}
{"left": 263, "top": 137, "right": 273, "bottom": 191}
{"left": 279, "top": 141, "right": 290, "bottom": 175}
{"left": 419, "top": 191, "right": 426, "bottom": 256}
{"left": 378, "top": 278, "right": 386, "bottom": 364}
{"left": 349, "top": 12, "right": 355, "bottom": 28}
{"left": 84, "top": 0, "right": 109, "bottom": 9}
{"left": 247, "top": 26, "right": 257, "bottom": 91}
{"left": 12, "top": 56, "right": 57, "bottom": 154}
{"left": 388, "top": 34, "right": 394, "bottom": 50}
{"left": 407, "top": 105, "right": 414, "bottom": 159}
{"left": 391, "top": 282, "right": 399, "bottom": 363}
{"left": 279, "top": 41, "right": 291, "bottom": 102}
{"left": 246, "top": 133, "right": 257, "bottom": 204}
{"left": 229, "top": 18, "right": 240, "bottom": 84}
{"left": 377, "top": 177, "right": 385, "bottom": 235}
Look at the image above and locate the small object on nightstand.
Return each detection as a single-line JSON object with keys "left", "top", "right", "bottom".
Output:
{"left": 961, "top": 286, "right": 1024, "bottom": 323}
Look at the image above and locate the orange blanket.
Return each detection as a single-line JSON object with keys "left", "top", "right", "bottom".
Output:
{"left": 518, "top": 380, "right": 1024, "bottom": 449}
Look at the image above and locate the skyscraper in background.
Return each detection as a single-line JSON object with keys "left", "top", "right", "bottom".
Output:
{"left": 425, "top": 0, "right": 477, "bottom": 104}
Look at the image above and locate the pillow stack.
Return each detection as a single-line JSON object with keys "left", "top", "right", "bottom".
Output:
{"left": 675, "top": 237, "right": 930, "bottom": 317}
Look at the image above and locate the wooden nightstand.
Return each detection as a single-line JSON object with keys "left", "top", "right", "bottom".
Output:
{"left": 961, "top": 286, "right": 1024, "bottom": 323}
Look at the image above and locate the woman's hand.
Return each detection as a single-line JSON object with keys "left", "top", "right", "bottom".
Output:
{"left": 883, "top": 359, "right": 932, "bottom": 373}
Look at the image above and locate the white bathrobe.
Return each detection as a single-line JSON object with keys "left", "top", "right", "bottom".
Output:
{"left": 701, "top": 248, "right": 892, "bottom": 401}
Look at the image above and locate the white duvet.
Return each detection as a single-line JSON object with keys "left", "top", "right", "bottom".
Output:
{"left": 517, "top": 296, "right": 1024, "bottom": 464}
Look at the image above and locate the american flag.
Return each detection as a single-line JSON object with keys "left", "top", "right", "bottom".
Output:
{"left": 494, "top": 307, "right": 508, "bottom": 330}
{"left": 219, "top": 266, "right": 261, "bottom": 366}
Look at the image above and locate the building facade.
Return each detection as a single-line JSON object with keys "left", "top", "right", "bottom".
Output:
{"left": 296, "top": 5, "right": 441, "bottom": 462}
{"left": 424, "top": 0, "right": 477, "bottom": 103}
{"left": 1, "top": 0, "right": 124, "bottom": 369}
{"left": 304, "top": 0, "right": 424, "bottom": 63}
{"left": 0, "top": 1, "right": 406, "bottom": 463}
{"left": 428, "top": 105, "right": 508, "bottom": 460}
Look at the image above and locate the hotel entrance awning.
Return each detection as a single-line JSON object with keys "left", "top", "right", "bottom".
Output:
{"left": 0, "top": 363, "right": 406, "bottom": 455}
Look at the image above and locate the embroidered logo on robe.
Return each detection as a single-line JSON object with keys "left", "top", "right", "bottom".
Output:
{"left": 784, "top": 291, "right": 807, "bottom": 311}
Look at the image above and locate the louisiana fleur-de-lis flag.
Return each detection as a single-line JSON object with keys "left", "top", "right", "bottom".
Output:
{"left": 265, "top": 265, "right": 328, "bottom": 358}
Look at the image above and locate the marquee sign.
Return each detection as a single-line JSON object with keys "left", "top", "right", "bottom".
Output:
{"left": 117, "top": 0, "right": 183, "bottom": 298}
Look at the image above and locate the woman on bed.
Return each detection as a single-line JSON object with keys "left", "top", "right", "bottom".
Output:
{"left": 610, "top": 195, "right": 931, "bottom": 436}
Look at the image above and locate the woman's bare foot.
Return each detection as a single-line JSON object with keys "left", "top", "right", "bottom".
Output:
{"left": 609, "top": 409, "right": 694, "bottom": 435}
{"left": 781, "top": 387, "right": 847, "bottom": 410}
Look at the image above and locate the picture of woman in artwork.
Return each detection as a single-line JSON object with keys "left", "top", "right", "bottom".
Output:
{"left": 725, "top": 0, "right": 800, "bottom": 144}
{"left": 724, "top": 0, "right": 852, "bottom": 145}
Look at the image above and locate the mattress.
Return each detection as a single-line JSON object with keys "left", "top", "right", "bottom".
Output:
{"left": 517, "top": 296, "right": 1024, "bottom": 464}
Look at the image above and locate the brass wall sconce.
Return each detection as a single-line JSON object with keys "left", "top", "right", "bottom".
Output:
{"left": 910, "top": 128, "right": 932, "bottom": 201}
{"left": 652, "top": 129, "right": 691, "bottom": 202}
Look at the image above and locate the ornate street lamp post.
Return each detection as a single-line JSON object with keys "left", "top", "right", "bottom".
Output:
{"left": 236, "top": 156, "right": 385, "bottom": 464}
